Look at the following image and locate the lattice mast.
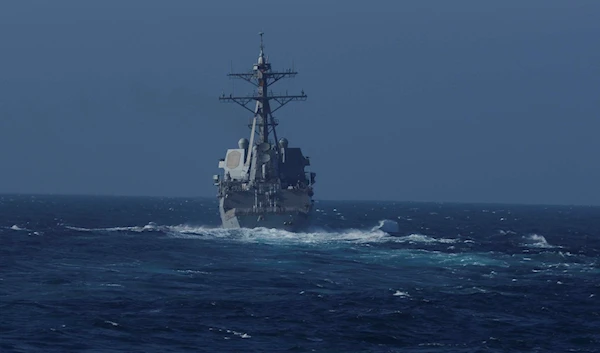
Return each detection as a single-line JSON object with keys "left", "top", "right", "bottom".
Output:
{"left": 219, "top": 32, "right": 307, "bottom": 179}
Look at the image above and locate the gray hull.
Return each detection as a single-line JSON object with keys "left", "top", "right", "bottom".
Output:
{"left": 221, "top": 209, "right": 310, "bottom": 232}
{"left": 219, "top": 190, "right": 311, "bottom": 232}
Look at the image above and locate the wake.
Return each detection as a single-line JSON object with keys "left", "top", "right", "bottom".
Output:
{"left": 59, "top": 221, "right": 598, "bottom": 273}
{"left": 64, "top": 220, "right": 459, "bottom": 245}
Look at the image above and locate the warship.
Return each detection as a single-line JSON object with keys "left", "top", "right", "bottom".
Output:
{"left": 213, "top": 33, "right": 316, "bottom": 231}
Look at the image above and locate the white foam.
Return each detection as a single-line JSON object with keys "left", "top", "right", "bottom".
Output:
{"left": 176, "top": 269, "right": 211, "bottom": 275}
{"left": 211, "top": 327, "right": 251, "bottom": 339}
{"left": 523, "top": 234, "right": 557, "bottom": 249}
{"left": 397, "top": 234, "right": 458, "bottom": 244}
{"left": 65, "top": 226, "right": 92, "bottom": 232}
{"left": 65, "top": 222, "right": 164, "bottom": 233}
{"left": 63, "top": 221, "right": 458, "bottom": 246}
{"left": 393, "top": 290, "right": 410, "bottom": 297}
{"left": 166, "top": 225, "right": 392, "bottom": 245}
{"left": 373, "top": 219, "right": 399, "bottom": 234}
{"left": 233, "top": 331, "right": 251, "bottom": 339}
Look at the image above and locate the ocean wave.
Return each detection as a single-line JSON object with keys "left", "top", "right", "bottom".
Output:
{"left": 62, "top": 221, "right": 460, "bottom": 246}
{"left": 61, "top": 222, "right": 600, "bottom": 272}
{"left": 167, "top": 225, "right": 391, "bottom": 245}
{"left": 166, "top": 225, "right": 461, "bottom": 246}
{"left": 396, "top": 234, "right": 458, "bottom": 244}
{"left": 521, "top": 234, "right": 558, "bottom": 249}
{"left": 393, "top": 290, "right": 410, "bottom": 297}
{"left": 65, "top": 222, "right": 165, "bottom": 233}
{"left": 8, "top": 225, "right": 29, "bottom": 231}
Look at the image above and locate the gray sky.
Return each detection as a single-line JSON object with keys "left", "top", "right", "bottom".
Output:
{"left": 1, "top": 0, "right": 599, "bottom": 205}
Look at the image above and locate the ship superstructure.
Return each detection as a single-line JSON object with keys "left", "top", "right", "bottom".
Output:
{"left": 213, "top": 33, "right": 315, "bottom": 230}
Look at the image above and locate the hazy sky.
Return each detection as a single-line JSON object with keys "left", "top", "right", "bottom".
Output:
{"left": 1, "top": 0, "right": 599, "bottom": 205}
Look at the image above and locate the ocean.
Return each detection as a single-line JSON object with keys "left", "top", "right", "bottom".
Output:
{"left": 1, "top": 194, "right": 599, "bottom": 352}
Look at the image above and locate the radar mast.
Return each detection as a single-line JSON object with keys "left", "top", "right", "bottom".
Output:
{"left": 219, "top": 32, "right": 307, "bottom": 180}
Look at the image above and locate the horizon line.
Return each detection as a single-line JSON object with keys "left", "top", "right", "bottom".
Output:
{"left": 1, "top": 191, "right": 598, "bottom": 208}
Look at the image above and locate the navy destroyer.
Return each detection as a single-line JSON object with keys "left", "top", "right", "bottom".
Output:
{"left": 213, "top": 33, "right": 316, "bottom": 231}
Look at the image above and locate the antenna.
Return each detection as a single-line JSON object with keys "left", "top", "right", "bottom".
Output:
{"left": 219, "top": 32, "right": 307, "bottom": 147}
{"left": 259, "top": 31, "right": 264, "bottom": 52}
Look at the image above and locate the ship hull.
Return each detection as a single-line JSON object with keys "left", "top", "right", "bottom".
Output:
{"left": 220, "top": 209, "right": 310, "bottom": 232}
{"left": 218, "top": 191, "right": 311, "bottom": 232}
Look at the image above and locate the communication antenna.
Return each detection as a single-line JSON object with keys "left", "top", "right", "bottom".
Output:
{"left": 219, "top": 32, "right": 307, "bottom": 177}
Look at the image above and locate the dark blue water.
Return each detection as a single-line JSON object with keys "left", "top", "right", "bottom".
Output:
{"left": 1, "top": 195, "right": 599, "bottom": 352}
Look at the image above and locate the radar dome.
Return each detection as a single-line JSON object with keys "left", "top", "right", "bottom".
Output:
{"left": 278, "top": 138, "right": 289, "bottom": 148}
{"left": 238, "top": 138, "right": 249, "bottom": 149}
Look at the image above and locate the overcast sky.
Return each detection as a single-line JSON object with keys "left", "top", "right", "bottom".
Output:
{"left": 1, "top": 0, "right": 599, "bottom": 205}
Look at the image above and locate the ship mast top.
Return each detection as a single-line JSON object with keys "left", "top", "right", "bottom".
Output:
{"left": 258, "top": 31, "right": 265, "bottom": 63}
{"left": 219, "top": 32, "right": 307, "bottom": 146}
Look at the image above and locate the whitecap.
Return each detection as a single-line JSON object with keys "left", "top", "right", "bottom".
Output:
{"left": 167, "top": 225, "right": 391, "bottom": 245}
{"left": 372, "top": 219, "right": 399, "bottom": 234}
{"left": 396, "top": 234, "right": 458, "bottom": 244}
{"left": 393, "top": 290, "right": 410, "bottom": 297}
{"left": 65, "top": 222, "right": 164, "bottom": 233}
{"left": 64, "top": 220, "right": 460, "bottom": 248}
{"left": 214, "top": 327, "right": 251, "bottom": 339}
{"left": 65, "top": 226, "right": 93, "bottom": 232}
{"left": 232, "top": 331, "right": 251, "bottom": 339}
{"left": 522, "top": 234, "right": 558, "bottom": 249}
{"left": 176, "top": 269, "right": 211, "bottom": 275}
